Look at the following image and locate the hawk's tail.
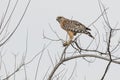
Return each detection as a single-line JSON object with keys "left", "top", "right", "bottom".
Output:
{"left": 84, "top": 31, "right": 94, "bottom": 39}
{"left": 86, "top": 27, "right": 91, "bottom": 31}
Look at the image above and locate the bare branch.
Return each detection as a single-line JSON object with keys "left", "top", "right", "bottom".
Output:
{"left": 43, "top": 66, "right": 51, "bottom": 80}
{"left": 48, "top": 53, "right": 120, "bottom": 80}
{"left": 34, "top": 46, "right": 45, "bottom": 80}
{"left": 0, "top": 0, "right": 11, "bottom": 30}
{"left": 3, "top": 63, "right": 24, "bottom": 80}
{"left": 47, "top": 50, "right": 54, "bottom": 67}
{"left": 23, "top": 29, "right": 29, "bottom": 80}
{"left": 88, "top": 7, "right": 108, "bottom": 27}
{"left": 0, "top": 0, "right": 31, "bottom": 47}
{"left": 68, "top": 61, "right": 77, "bottom": 80}
{"left": 98, "top": 0, "right": 113, "bottom": 79}
{"left": 26, "top": 41, "right": 52, "bottom": 65}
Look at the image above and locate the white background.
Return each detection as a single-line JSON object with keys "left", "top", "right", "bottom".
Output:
{"left": 0, "top": 0, "right": 120, "bottom": 80}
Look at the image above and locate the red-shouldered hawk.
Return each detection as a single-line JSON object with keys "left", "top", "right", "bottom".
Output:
{"left": 56, "top": 16, "right": 94, "bottom": 46}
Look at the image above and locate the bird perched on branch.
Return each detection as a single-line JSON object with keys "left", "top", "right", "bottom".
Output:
{"left": 56, "top": 16, "right": 94, "bottom": 46}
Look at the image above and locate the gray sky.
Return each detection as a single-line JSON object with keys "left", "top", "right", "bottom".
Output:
{"left": 0, "top": 0, "right": 120, "bottom": 80}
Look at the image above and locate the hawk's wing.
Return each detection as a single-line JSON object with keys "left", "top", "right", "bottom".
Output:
{"left": 63, "top": 20, "right": 90, "bottom": 33}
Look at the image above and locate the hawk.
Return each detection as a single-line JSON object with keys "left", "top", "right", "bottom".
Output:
{"left": 56, "top": 16, "right": 94, "bottom": 46}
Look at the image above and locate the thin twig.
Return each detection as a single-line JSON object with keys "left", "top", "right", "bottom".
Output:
{"left": 68, "top": 61, "right": 77, "bottom": 80}
{"left": 0, "top": 0, "right": 31, "bottom": 47}
{"left": 98, "top": 0, "right": 112, "bottom": 79}
{"left": 34, "top": 45, "right": 46, "bottom": 80}
{"left": 43, "top": 66, "right": 51, "bottom": 80}
{"left": 23, "top": 29, "right": 29, "bottom": 80}
{"left": 47, "top": 50, "right": 54, "bottom": 67}
{"left": 88, "top": 7, "right": 108, "bottom": 27}
{"left": 0, "top": 0, "right": 11, "bottom": 31}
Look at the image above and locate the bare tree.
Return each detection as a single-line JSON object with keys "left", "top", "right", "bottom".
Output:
{"left": 1, "top": 0, "right": 120, "bottom": 80}
{"left": 42, "top": 1, "right": 120, "bottom": 80}
{"left": 0, "top": 0, "right": 32, "bottom": 80}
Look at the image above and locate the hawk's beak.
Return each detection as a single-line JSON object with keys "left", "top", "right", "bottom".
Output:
{"left": 56, "top": 18, "right": 58, "bottom": 21}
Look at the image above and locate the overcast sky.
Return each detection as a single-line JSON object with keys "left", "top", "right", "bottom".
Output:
{"left": 0, "top": 0, "right": 120, "bottom": 80}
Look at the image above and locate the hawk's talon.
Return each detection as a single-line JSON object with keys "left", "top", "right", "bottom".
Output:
{"left": 63, "top": 42, "right": 69, "bottom": 46}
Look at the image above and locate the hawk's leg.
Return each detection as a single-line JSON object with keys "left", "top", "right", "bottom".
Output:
{"left": 63, "top": 31, "right": 74, "bottom": 46}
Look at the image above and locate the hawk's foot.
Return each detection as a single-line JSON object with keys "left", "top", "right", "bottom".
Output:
{"left": 63, "top": 41, "right": 70, "bottom": 46}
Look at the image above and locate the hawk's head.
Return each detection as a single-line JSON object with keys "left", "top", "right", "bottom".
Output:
{"left": 56, "top": 16, "right": 66, "bottom": 23}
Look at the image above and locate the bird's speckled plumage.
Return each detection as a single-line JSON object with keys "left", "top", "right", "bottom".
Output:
{"left": 56, "top": 16, "right": 94, "bottom": 46}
